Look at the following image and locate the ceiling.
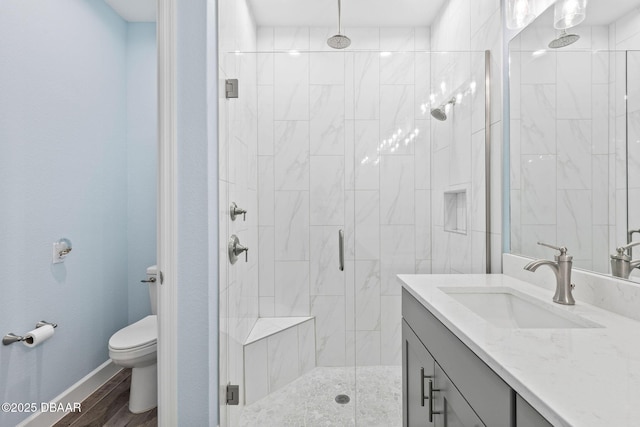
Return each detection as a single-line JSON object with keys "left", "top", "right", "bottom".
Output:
{"left": 573, "top": 0, "right": 639, "bottom": 25}
{"left": 247, "top": 0, "right": 447, "bottom": 27}
{"left": 104, "top": 0, "right": 156, "bottom": 22}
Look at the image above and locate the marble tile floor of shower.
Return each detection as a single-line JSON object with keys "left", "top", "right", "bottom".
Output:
{"left": 239, "top": 366, "right": 402, "bottom": 427}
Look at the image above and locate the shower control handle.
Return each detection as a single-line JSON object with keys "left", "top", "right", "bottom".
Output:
{"left": 228, "top": 235, "right": 249, "bottom": 264}
{"left": 230, "top": 202, "right": 247, "bottom": 221}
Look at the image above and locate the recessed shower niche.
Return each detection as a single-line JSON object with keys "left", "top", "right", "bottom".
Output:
{"left": 444, "top": 189, "right": 468, "bottom": 234}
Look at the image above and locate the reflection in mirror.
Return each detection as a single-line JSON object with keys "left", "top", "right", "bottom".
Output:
{"left": 508, "top": 0, "right": 640, "bottom": 281}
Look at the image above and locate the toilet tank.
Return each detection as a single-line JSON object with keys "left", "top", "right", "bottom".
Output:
{"left": 146, "top": 265, "right": 158, "bottom": 315}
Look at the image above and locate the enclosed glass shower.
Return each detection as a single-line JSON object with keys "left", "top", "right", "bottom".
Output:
{"left": 218, "top": 47, "right": 490, "bottom": 426}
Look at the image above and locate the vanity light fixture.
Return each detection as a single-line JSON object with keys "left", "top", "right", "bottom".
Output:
{"left": 553, "top": 0, "right": 588, "bottom": 30}
{"left": 507, "top": 0, "right": 535, "bottom": 30}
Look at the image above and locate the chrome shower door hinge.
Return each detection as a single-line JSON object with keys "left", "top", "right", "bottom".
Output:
{"left": 226, "top": 384, "right": 239, "bottom": 405}
{"left": 225, "top": 79, "right": 238, "bottom": 99}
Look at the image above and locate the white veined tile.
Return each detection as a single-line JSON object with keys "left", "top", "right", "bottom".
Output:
{"left": 380, "top": 225, "right": 415, "bottom": 295}
{"left": 274, "top": 261, "right": 310, "bottom": 316}
{"left": 274, "top": 53, "right": 309, "bottom": 120}
{"left": 354, "top": 52, "right": 380, "bottom": 120}
{"left": 274, "top": 191, "right": 309, "bottom": 260}
{"left": 380, "top": 296, "right": 401, "bottom": 365}
{"left": 311, "top": 295, "right": 346, "bottom": 367}
{"left": 244, "top": 340, "right": 269, "bottom": 404}
{"left": 521, "top": 154, "right": 557, "bottom": 225}
{"left": 310, "top": 53, "right": 345, "bottom": 85}
{"left": 258, "top": 156, "right": 274, "bottom": 226}
{"left": 257, "top": 86, "right": 274, "bottom": 155}
{"left": 297, "top": 320, "right": 316, "bottom": 375}
{"left": 380, "top": 27, "right": 414, "bottom": 51}
{"left": 274, "top": 27, "right": 310, "bottom": 51}
{"left": 310, "top": 226, "right": 346, "bottom": 295}
{"left": 379, "top": 85, "right": 415, "bottom": 155}
{"left": 274, "top": 121, "right": 309, "bottom": 190}
{"left": 415, "top": 190, "right": 432, "bottom": 260}
{"left": 354, "top": 191, "right": 380, "bottom": 260}
{"left": 258, "top": 226, "right": 275, "bottom": 296}
{"left": 521, "top": 84, "right": 556, "bottom": 155}
{"left": 267, "top": 326, "right": 299, "bottom": 392}
{"left": 557, "top": 190, "right": 592, "bottom": 260}
{"left": 310, "top": 156, "right": 345, "bottom": 225}
{"left": 355, "top": 260, "right": 381, "bottom": 331}
{"left": 557, "top": 120, "right": 591, "bottom": 190}
{"left": 380, "top": 156, "right": 415, "bottom": 225}
{"left": 380, "top": 52, "right": 415, "bottom": 85}
{"left": 355, "top": 331, "right": 381, "bottom": 366}
{"left": 557, "top": 52, "right": 591, "bottom": 120}
{"left": 310, "top": 85, "right": 345, "bottom": 156}
{"left": 354, "top": 120, "right": 380, "bottom": 190}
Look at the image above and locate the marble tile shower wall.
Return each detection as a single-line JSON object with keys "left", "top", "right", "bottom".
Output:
{"left": 509, "top": 24, "right": 612, "bottom": 272}
{"left": 218, "top": 0, "right": 259, "bottom": 421}
{"left": 255, "top": 26, "right": 431, "bottom": 367}
{"left": 430, "top": 0, "right": 503, "bottom": 274}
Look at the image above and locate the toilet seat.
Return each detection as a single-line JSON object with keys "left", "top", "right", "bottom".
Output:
{"left": 109, "top": 315, "right": 157, "bottom": 351}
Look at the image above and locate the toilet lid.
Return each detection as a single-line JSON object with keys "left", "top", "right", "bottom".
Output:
{"left": 109, "top": 315, "right": 157, "bottom": 350}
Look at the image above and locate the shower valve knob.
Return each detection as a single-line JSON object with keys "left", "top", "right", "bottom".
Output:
{"left": 228, "top": 235, "right": 249, "bottom": 264}
{"left": 230, "top": 202, "right": 247, "bottom": 221}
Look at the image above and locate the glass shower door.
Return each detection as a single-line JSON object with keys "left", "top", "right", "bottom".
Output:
{"left": 220, "top": 49, "right": 357, "bottom": 426}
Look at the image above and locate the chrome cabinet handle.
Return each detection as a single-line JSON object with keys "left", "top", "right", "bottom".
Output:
{"left": 428, "top": 380, "right": 441, "bottom": 422}
{"left": 338, "top": 229, "right": 344, "bottom": 271}
{"left": 420, "top": 367, "right": 432, "bottom": 407}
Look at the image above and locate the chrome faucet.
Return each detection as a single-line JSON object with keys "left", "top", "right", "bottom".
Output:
{"left": 523, "top": 242, "right": 575, "bottom": 305}
{"left": 610, "top": 241, "right": 640, "bottom": 279}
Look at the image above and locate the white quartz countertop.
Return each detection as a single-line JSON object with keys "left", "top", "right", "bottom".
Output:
{"left": 399, "top": 274, "right": 640, "bottom": 427}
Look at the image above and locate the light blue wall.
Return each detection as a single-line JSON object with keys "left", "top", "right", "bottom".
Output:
{"left": 0, "top": 2, "right": 156, "bottom": 425}
{"left": 126, "top": 23, "right": 157, "bottom": 323}
{"left": 175, "top": 0, "right": 218, "bottom": 424}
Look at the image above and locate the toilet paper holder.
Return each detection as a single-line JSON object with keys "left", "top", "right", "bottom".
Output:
{"left": 3, "top": 321, "right": 57, "bottom": 345}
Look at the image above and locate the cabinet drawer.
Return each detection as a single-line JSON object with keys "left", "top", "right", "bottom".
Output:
{"left": 403, "top": 289, "right": 513, "bottom": 427}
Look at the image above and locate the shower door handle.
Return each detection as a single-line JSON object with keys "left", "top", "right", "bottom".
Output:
{"left": 338, "top": 229, "right": 344, "bottom": 271}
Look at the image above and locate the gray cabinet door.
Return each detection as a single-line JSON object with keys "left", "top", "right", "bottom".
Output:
{"left": 516, "top": 394, "right": 552, "bottom": 427}
{"left": 403, "top": 320, "right": 435, "bottom": 427}
{"left": 433, "top": 363, "right": 485, "bottom": 427}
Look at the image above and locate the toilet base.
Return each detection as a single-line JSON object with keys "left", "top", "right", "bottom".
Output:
{"left": 129, "top": 363, "right": 157, "bottom": 413}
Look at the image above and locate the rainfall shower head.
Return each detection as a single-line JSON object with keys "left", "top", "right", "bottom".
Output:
{"left": 430, "top": 97, "right": 457, "bottom": 121}
{"left": 328, "top": 34, "right": 351, "bottom": 49}
{"left": 549, "top": 30, "right": 580, "bottom": 48}
{"left": 327, "top": 0, "right": 351, "bottom": 49}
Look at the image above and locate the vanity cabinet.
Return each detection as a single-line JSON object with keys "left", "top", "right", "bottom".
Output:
{"left": 403, "top": 289, "right": 552, "bottom": 427}
{"left": 515, "top": 395, "right": 552, "bottom": 427}
{"left": 403, "top": 321, "right": 484, "bottom": 427}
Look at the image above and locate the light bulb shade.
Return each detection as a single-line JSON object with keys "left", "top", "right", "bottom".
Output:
{"left": 507, "top": 0, "right": 536, "bottom": 30}
{"left": 554, "top": 0, "right": 588, "bottom": 30}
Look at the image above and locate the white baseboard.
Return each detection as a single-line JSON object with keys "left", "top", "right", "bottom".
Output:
{"left": 16, "top": 360, "right": 122, "bottom": 427}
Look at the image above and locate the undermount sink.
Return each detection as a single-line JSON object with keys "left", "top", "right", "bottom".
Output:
{"left": 440, "top": 287, "right": 602, "bottom": 329}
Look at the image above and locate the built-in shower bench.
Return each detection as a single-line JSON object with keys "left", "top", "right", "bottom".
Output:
{"left": 243, "top": 316, "right": 316, "bottom": 404}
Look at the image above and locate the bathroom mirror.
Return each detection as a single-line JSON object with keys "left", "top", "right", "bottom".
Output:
{"left": 508, "top": 0, "right": 640, "bottom": 280}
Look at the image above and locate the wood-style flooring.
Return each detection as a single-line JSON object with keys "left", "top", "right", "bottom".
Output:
{"left": 54, "top": 369, "right": 157, "bottom": 427}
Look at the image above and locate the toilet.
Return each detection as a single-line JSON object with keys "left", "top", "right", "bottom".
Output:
{"left": 108, "top": 265, "right": 158, "bottom": 413}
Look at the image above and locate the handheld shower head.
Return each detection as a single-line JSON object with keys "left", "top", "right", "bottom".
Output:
{"left": 430, "top": 107, "right": 447, "bottom": 121}
{"left": 430, "top": 97, "right": 457, "bottom": 121}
